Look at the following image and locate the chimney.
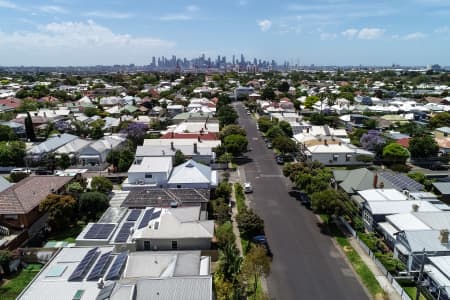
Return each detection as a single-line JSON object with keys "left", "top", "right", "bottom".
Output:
{"left": 194, "top": 142, "right": 198, "bottom": 154}
{"left": 97, "top": 278, "right": 104, "bottom": 289}
{"left": 171, "top": 132, "right": 174, "bottom": 138}
{"left": 412, "top": 204, "right": 419, "bottom": 212}
{"left": 324, "top": 139, "right": 327, "bottom": 146}
{"left": 373, "top": 173, "right": 378, "bottom": 188}
{"left": 170, "top": 141, "right": 174, "bottom": 150}
{"left": 440, "top": 229, "right": 449, "bottom": 244}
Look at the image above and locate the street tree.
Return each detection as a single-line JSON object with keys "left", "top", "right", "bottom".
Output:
{"left": 224, "top": 134, "right": 248, "bottom": 156}
{"left": 218, "top": 243, "right": 242, "bottom": 283}
{"left": 236, "top": 209, "right": 264, "bottom": 239}
{"left": 217, "top": 105, "right": 238, "bottom": 127}
{"left": 266, "top": 125, "right": 285, "bottom": 140}
{"left": 240, "top": 246, "right": 271, "bottom": 296}
{"left": 278, "top": 121, "right": 293, "bottom": 137}
{"left": 219, "top": 124, "right": 246, "bottom": 140}
{"left": 272, "top": 136, "right": 297, "bottom": 153}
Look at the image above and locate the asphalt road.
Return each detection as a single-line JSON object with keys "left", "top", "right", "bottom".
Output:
{"left": 234, "top": 103, "right": 369, "bottom": 300}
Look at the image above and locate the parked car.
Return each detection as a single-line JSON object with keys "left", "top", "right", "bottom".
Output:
{"left": 10, "top": 168, "right": 31, "bottom": 174}
{"left": 276, "top": 156, "right": 284, "bottom": 165}
{"left": 252, "top": 235, "right": 273, "bottom": 257}
{"left": 267, "top": 142, "right": 273, "bottom": 149}
{"left": 35, "top": 168, "right": 53, "bottom": 175}
{"left": 244, "top": 182, "right": 253, "bottom": 193}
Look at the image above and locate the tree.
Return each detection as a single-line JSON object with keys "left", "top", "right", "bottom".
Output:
{"left": 266, "top": 125, "right": 285, "bottom": 140}
{"left": 240, "top": 246, "right": 271, "bottom": 296}
{"left": 217, "top": 105, "right": 238, "bottom": 127}
{"left": 67, "top": 182, "right": 84, "bottom": 198}
{"left": 91, "top": 176, "right": 113, "bottom": 194}
{"left": 123, "top": 123, "right": 148, "bottom": 147}
{"left": 409, "top": 135, "right": 439, "bottom": 159}
{"left": 79, "top": 192, "right": 109, "bottom": 221}
{"left": 429, "top": 112, "right": 450, "bottom": 129}
{"left": 174, "top": 150, "right": 186, "bottom": 166}
{"left": 215, "top": 182, "right": 232, "bottom": 202}
{"left": 278, "top": 121, "right": 293, "bottom": 137}
{"left": 0, "top": 125, "right": 16, "bottom": 141}
{"left": 89, "top": 121, "right": 104, "bottom": 139}
{"left": 278, "top": 81, "right": 290, "bottom": 93}
{"left": 218, "top": 243, "right": 242, "bottom": 282}
{"left": 83, "top": 107, "right": 99, "bottom": 117}
{"left": 25, "top": 112, "right": 36, "bottom": 141}
{"left": 224, "top": 134, "right": 248, "bottom": 156}
{"left": 58, "top": 153, "right": 72, "bottom": 170}
{"left": 261, "top": 87, "right": 275, "bottom": 100}
{"left": 311, "top": 189, "right": 347, "bottom": 217}
{"left": 257, "top": 116, "right": 274, "bottom": 133}
{"left": 382, "top": 143, "right": 409, "bottom": 165}
{"left": 304, "top": 95, "right": 319, "bottom": 109}
{"left": 272, "top": 136, "right": 297, "bottom": 153}
{"left": 408, "top": 172, "right": 434, "bottom": 191}
{"left": 39, "top": 194, "right": 77, "bottom": 229}
{"left": 211, "top": 198, "right": 231, "bottom": 224}
{"left": 236, "top": 209, "right": 264, "bottom": 239}
{"left": 360, "top": 130, "right": 385, "bottom": 152}
{"left": 0, "top": 141, "right": 26, "bottom": 166}
{"left": 10, "top": 172, "right": 29, "bottom": 183}
{"left": 216, "top": 222, "right": 236, "bottom": 249}
{"left": 219, "top": 124, "right": 246, "bottom": 140}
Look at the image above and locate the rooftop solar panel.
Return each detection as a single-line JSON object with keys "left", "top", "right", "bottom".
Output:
{"left": 114, "top": 222, "right": 134, "bottom": 243}
{"left": 68, "top": 248, "right": 99, "bottom": 281}
{"left": 138, "top": 208, "right": 154, "bottom": 229}
{"left": 105, "top": 252, "right": 127, "bottom": 281}
{"left": 126, "top": 209, "right": 142, "bottom": 221}
{"left": 86, "top": 251, "right": 112, "bottom": 281}
{"left": 84, "top": 224, "right": 115, "bottom": 240}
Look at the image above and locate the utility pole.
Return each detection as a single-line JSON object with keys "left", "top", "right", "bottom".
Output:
{"left": 415, "top": 249, "right": 426, "bottom": 300}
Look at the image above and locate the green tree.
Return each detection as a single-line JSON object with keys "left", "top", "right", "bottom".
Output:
{"left": 236, "top": 209, "right": 264, "bottom": 239}
{"left": 311, "top": 189, "right": 347, "bottom": 218}
{"left": 409, "top": 135, "right": 439, "bottom": 159}
{"left": 278, "top": 121, "right": 293, "bottom": 137}
{"left": 10, "top": 172, "right": 29, "bottom": 183}
{"left": 0, "top": 125, "right": 16, "bottom": 141}
{"left": 257, "top": 116, "right": 274, "bottom": 133}
{"left": 217, "top": 105, "right": 238, "bottom": 127}
{"left": 89, "top": 120, "right": 104, "bottom": 139}
{"left": 83, "top": 107, "right": 100, "bottom": 117}
{"left": 266, "top": 125, "right": 285, "bottom": 140}
{"left": 272, "top": 136, "right": 297, "bottom": 153}
{"left": 215, "top": 182, "right": 232, "bottom": 202}
{"left": 58, "top": 153, "right": 72, "bottom": 170}
{"left": 39, "top": 194, "right": 78, "bottom": 229}
{"left": 240, "top": 246, "right": 271, "bottom": 296}
{"left": 174, "top": 150, "right": 186, "bottom": 166}
{"left": 278, "top": 81, "right": 290, "bottom": 93}
{"left": 25, "top": 112, "right": 36, "bottom": 141}
{"left": 91, "top": 176, "right": 113, "bottom": 194}
{"left": 429, "top": 112, "right": 450, "bottom": 129}
{"left": 0, "top": 141, "right": 26, "bottom": 166}
{"left": 261, "top": 87, "right": 275, "bottom": 100}
{"left": 218, "top": 243, "right": 242, "bottom": 282}
{"left": 382, "top": 143, "right": 410, "bottom": 165}
{"left": 304, "top": 95, "right": 319, "bottom": 109}
{"left": 79, "top": 192, "right": 109, "bottom": 221}
{"left": 67, "top": 182, "right": 84, "bottom": 198}
{"left": 219, "top": 124, "right": 246, "bottom": 140}
{"left": 216, "top": 222, "right": 236, "bottom": 249}
{"left": 211, "top": 198, "right": 231, "bottom": 224}
{"left": 224, "top": 134, "right": 248, "bottom": 156}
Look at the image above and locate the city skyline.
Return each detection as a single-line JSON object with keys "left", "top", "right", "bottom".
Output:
{"left": 0, "top": 0, "right": 449, "bottom": 66}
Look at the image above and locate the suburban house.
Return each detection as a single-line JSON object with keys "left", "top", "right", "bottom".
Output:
{"left": 0, "top": 121, "right": 25, "bottom": 136}
{"left": 55, "top": 138, "right": 91, "bottom": 160}
{"left": 432, "top": 182, "right": 450, "bottom": 202}
{"left": 423, "top": 256, "right": 450, "bottom": 299}
{"left": 135, "top": 138, "right": 220, "bottom": 165}
{"left": 78, "top": 135, "right": 126, "bottom": 166}
{"left": 0, "top": 176, "right": 73, "bottom": 249}
{"left": 434, "top": 127, "right": 450, "bottom": 138}
{"left": 76, "top": 206, "right": 213, "bottom": 251}
{"left": 27, "top": 133, "right": 78, "bottom": 161}
{"left": 18, "top": 246, "right": 213, "bottom": 300}
{"left": 167, "top": 160, "right": 218, "bottom": 189}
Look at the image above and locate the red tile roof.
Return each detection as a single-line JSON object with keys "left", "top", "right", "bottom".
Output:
{"left": 0, "top": 176, "right": 73, "bottom": 214}
{"left": 0, "top": 97, "right": 21, "bottom": 109}
{"left": 396, "top": 137, "right": 410, "bottom": 148}
{"left": 160, "top": 132, "right": 219, "bottom": 140}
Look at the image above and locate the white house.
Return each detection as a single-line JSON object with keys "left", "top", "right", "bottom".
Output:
{"left": 126, "top": 157, "right": 173, "bottom": 188}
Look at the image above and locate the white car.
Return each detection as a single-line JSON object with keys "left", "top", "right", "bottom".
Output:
{"left": 244, "top": 182, "right": 253, "bottom": 193}
{"left": 10, "top": 168, "right": 31, "bottom": 174}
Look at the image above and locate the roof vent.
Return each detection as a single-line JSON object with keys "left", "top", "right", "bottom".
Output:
{"left": 412, "top": 204, "right": 419, "bottom": 212}
{"left": 440, "top": 229, "right": 449, "bottom": 244}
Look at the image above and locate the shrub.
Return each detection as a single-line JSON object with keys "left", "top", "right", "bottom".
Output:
{"left": 236, "top": 209, "right": 264, "bottom": 239}
{"left": 216, "top": 222, "right": 236, "bottom": 249}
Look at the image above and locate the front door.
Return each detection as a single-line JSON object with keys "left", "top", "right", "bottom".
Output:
{"left": 144, "top": 240, "right": 151, "bottom": 250}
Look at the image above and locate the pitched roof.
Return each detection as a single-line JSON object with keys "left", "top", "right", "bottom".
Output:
{"left": 432, "top": 182, "right": 450, "bottom": 195}
{"left": 0, "top": 177, "right": 12, "bottom": 193}
{"left": 28, "top": 133, "right": 78, "bottom": 155}
{"left": 0, "top": 176, "right": 73, "bottom": 214}
{"left": 168, "top": 160, "right": 211, "bottom": 184}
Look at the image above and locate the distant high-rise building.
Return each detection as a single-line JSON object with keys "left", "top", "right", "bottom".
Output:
{"left": 240, "top": 54, "right": 245, "bottom": 65}
{"left": 232, "top": 55, "right": 235, "bottom": 65}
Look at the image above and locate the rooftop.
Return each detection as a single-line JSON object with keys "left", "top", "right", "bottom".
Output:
{"left": 128, "top": 157, "right": 173, "bottom": 173}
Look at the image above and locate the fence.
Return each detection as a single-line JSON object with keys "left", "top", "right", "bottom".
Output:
{"left": 339, "top": 217, "right": 413, "bottom": 300}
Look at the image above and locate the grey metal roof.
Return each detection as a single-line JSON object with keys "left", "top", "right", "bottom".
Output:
{"left": 403, "top": 230, "right": 450, "bottom": 253}
{"left": 433, "top": 182, "right": 450, "bottom": 195}
{"left": 122, "top": 189, "right": 209, "bottom": 208}
{"left": 413, "top": 211, "right": 450, "bottom": 230}
{"left": 332, "top": 170, "right": 351, "bottom": 183}
{"left": 168, "top": 160, "right": 211, "bottom": 184}
{"left": 28, "top": 133, "right": 78, "bottom": 155}
{"left": 0, "top": 176, "right": 12, "bottom": 193}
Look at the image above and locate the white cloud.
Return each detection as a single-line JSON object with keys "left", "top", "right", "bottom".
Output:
{"left": 0, "top": 0, "right": 18, "bottom": 9}
{"left": 258, "top": 19, "right": 272, "bottom": 32}
{"left": 358, "top": 28, "right": 384, "bottom": 39}
{"left": 186, "top": 5, "right": 199, "bottom": 12}
{"left": 402, "top": 32, "right": 426, "bottom": 40}
{"left": 84, "top": 11, "right": 133, "bottom": 19}
{"left": 341, "top": 28, "right": 358, "bottom": 39}
{"left": 39, "top": 5, "right": 67, "bottom": 14}
{"left": 435, "top": 26, "right": 450, "bottom": 34}
{"left": 160, "top": 14, "right": 192, "bottom": 21}
{"left": 0, "top": 20, "right": 175, "bottom": 66}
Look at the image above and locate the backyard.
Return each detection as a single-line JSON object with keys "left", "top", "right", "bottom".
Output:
{"left": 0, "top": 264, "right": 42, "bottom": 300}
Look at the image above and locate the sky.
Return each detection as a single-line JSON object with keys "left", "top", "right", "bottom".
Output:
{"left": 0, "top": 0, "right": 448, "bottom": 66}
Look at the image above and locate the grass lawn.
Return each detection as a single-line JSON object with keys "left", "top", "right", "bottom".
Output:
{"left": 46, "top": 223, "right": 84, "bottom": 243}
{"left": 403, "top": 287, "right": 427, "bottom": 300}
{"left": 247, "top": 277, "right": 266, "bottom": 300}
{"left": 234, "top": 183, "right": 247, "bottom": 214}
{"left": 0, "top": 264, "right": 42, "bottom": 300}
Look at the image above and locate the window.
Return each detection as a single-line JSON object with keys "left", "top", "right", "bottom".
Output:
{"left": 177, "top": 185, "right": 181, "bottom": 189}
{"left": 145, "top": 173, "right": 153, "bottom": 179}
{"left": 333, "top": 154, "right": 339, "bottom": 162}
{"left": 171, "top": 240, "right": 178, "bottom": 250}
{"left": 144, "top": 241, "right": 151, "bottom": 250}
{"left": 3, "top": 214, "right": 18, "bottom": 220}
{"left": 154, "top": 221, "right": 159, "bottom": 230}
{"left": 346, "top": 154, "right": 352, "bottom": 162}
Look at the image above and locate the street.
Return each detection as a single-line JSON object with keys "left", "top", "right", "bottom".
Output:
{"left": 234, "top": 102, "right": 369, "bottom": 300}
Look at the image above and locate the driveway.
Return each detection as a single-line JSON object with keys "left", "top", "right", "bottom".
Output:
{"left": 234, "top": 103, "right": 369, "bottom": 300}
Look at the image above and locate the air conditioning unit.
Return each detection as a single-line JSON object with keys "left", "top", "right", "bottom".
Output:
{"left": 139, "top": 180, "right": 145, "bottom": 185}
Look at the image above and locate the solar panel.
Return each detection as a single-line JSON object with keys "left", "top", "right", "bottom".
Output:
{"left": 151, "top": 210, "right": 161, "bottom": 220}
{"left": 105, "top": 252, "right": 127, "bottom": 281}
{"left": 84, "top": 224, "right": 115, "bottom": 240}
{"left": 138, "top": 208, "right": 154, "bottom": 229}
{"left": 68, "top": 248, "right": 99, "bottom": 281}
{"left": 86, "top": 251, "right": 112, "bottom": 281}
{"left": 114, "top": 222, "right": 134, "bottom": 243}
{"left": 127, "top": 209, "right": 142, "bottom": 221}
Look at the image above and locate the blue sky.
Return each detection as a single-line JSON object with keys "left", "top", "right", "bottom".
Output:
{"left": 0, "top": 0, "right": 448, "bottom": 66}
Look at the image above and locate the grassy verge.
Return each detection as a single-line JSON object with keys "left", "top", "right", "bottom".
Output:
{"left": 403, "top": 287, "right": 427, "bottom": 300}
{"left": 321, "top": 215, "right": 385, "bottom": 298}
{"left": 0, "top": 264, "right": 42, "bottom": 299}
{"left": 234, "top": 183, "right": 246, "bottom": 214}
